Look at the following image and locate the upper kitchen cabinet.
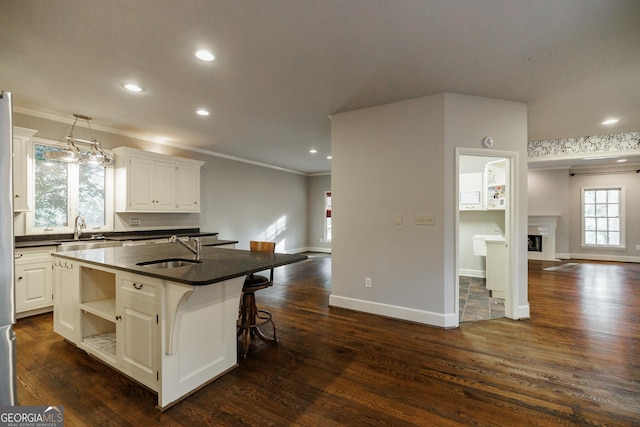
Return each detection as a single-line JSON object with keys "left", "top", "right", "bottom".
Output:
{"left": 113, "top": 147, "right": 204, "bottom": 213}
{"left": 485, "top": 159, "right": 507, "bottom": 210}
{"left": 13, "top": 127, "right": 37, "bottom": 212}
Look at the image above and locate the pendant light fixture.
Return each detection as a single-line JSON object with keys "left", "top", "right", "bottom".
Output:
{"left": 45, "top": 113, "right": 114, "bottom": 166}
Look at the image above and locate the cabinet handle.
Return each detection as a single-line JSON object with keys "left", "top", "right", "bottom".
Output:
{"left": 15, "top": 194, "right": 20, "bottom": 198}
{"left": 17, "top": 276, "right": 23, "bottom": 280}
{"left": 132, "top": 283, "right": 143, "bottom": 290}
{"left": 115, "top": 315, "right": 122, "bottom": 320}
{"left": 15, "top": 254, "right": 23, "bottom": 259}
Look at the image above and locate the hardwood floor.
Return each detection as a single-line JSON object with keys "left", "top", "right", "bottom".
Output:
{"left": 14, "top": 255, "right": 640, "bottom": 426}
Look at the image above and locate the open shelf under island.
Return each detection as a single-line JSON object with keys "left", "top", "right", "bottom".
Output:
{"left": 51, "top": 244, "right": 307, "bottom": 410}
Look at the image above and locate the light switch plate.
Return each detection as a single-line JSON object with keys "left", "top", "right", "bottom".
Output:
{"left": 415, "top": 215, "right": 435, "bottom": 226}
{"left": 129, "top": 218, "right": 141, "bottom": 226}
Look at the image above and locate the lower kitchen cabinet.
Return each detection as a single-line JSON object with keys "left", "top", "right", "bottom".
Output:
{"left": 15, "top": 248, "right": 54, "bottom": 317}
{"left": 54, "top": 263, "right": 159, "bottom": 392}
{"left": 116, "top": 276, "right": 159, "bottom": 390}
{"left": 53, "top": 259, "right": 80, "bottom": 342}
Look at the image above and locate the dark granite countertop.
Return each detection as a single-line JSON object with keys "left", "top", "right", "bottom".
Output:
{"left": 15, "top": 229, "right": 220, "bottom": 249}
{"left": 203, "top": 239, "right": 238, "bottom": 247}
{"left": 52, "top": 244, "right": 307, "bottom": 286}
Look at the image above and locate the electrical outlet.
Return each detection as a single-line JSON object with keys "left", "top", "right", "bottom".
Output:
{"left": 129, "top": 218, "right": 141, "bottom": 226}
{"left": 365, "top": 277, "right": 372, "bottom": 288}
{"left": 636, "top": 244, "right": 640, "bottom": 250}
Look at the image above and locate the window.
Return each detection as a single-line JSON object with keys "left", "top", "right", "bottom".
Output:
{"left": 582, "top": 187, "right": 624, "bottom": 248}
{"left": 324, "top": 191, "right": 332, "bottom": 242}
{"left": 27, "top": 141, "right": 114, "bottom": 233}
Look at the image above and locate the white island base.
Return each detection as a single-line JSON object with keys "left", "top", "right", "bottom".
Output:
{"left": 53, "top": 258, "right": 245, "bottom": 410}
{"left": 159, "top": 276, "right": 244, "bottom": 409}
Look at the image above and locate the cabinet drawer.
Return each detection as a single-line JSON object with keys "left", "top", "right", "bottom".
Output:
{"left": 119, "top": 278, "right": 157, "bottom": 301}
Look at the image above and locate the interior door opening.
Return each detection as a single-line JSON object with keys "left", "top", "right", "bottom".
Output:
{"left": 457, "top": 152, "right": 513, "bottom": 323}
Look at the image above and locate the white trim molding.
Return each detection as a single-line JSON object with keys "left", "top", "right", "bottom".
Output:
{"left": 329, "top": 295, "right": 458, "bottom": 328}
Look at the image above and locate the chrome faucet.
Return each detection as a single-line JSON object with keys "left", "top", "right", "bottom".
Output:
{"left": 169, "top": 235, "right": 202, "bottom": 260}
{"left": 73, "top": 215, "right": 86, "bottom": 240}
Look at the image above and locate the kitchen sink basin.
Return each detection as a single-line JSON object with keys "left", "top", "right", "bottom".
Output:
{"left": 56, "top": 240, "right": 123, "bottom": 252}
{"left": 136, "top": 258, "right": 203, "bottom": 268}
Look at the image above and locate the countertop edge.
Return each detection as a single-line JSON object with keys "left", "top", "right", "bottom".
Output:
{"left": 52, "top": 248, "right": 307, "bottom": 286}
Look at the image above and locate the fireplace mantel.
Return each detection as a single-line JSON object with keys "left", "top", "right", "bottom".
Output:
{"left": 528, "top": 215, "right": 559, "bottom": 261}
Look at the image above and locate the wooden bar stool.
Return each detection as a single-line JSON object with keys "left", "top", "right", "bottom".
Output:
{"left": 238, "top": 241, "right": 277, "bottom": 358}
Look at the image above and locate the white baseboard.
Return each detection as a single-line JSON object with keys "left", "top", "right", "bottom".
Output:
{"left": 283, "top": 246, "right": 331, "bottom": 254}
{"left": 304, "top": 246, "right": 332, "bottom": 254}
{"left": 513, "top": 303, "right": 531, "bottom": 320}
{"left": 569, "top": 253, "right": 640, "bottom": 263}
{"left": 329, "top": 295, "right": 458, "bottom": 328}
{"left": 459, "top": 268, "right": 485, "bottom": 278}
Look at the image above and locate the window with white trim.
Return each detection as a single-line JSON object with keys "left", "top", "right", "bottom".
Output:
{"left": 581, "top": 186, "right": 624, "bottom": 248}
{"left": 324, "top": 191, "right": 332, "bottom": 242}
{"left": 27, "top": 140, "right": 114, "bottom": 234}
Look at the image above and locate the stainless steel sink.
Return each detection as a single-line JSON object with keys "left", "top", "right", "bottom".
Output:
{"left": 136, "top": 258, "right": 203, "bottom": 268}
{"left": 56, "top": 240, "right": 123, "bottom": 252}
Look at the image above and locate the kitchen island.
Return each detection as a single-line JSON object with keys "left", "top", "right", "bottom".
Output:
{"left": 51, "top": 244, "right": 307, "bottom": 410}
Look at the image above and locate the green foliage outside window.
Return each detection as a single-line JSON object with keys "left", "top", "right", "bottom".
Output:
{"left": 34, "top": 144, "right": 106, "bottom": 228}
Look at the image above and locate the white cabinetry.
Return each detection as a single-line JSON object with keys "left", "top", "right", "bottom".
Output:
{"left": 486, "top": 238, "right": 507, "bottom": 299}
{"left": 15, "top": 248, "right": 54, "bottom": 317}
{"left": 114, "top": 147, "right": 204, "bottom": 213}
{"left": 459, "top": 172, "right": 484, "bottom": 211}
{"left": 53, "top": 259, "right": 80, "bottom": 342}
{"left": 54, "top": 263, "right": 160, "bottom": 391}
{"left": 486, "top": 159, "right": 507, "bottom": 210}
{"left": 12, "top": 127, "right": 37, "bottom": 212}
{"left": 117, "top": 276, "right": 158, "bottom": 389}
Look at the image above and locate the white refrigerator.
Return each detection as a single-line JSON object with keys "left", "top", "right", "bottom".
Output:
{"left": 0, "top": 91, "right": 17, "bottom": 405}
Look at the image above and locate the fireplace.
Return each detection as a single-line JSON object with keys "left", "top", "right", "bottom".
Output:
{"left": 528, "top": 235, "right": 542, "bottom": 252}
{"left": 527, "top": 216, "right": 559, "bottom": 261}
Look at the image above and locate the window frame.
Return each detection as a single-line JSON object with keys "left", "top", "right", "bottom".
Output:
{"left": 26, "top": 137, "right": 115, "bottom": 235}
{"left": 324, "top": 190, "right": 332, "bottom": 242}
{"left": 580, "top": 185, "right": 625, "bottom": 249}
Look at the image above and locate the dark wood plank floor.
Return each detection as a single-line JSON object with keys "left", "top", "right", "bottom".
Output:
{"left": 14, "top": 255, "right": 640, "bottom": 426}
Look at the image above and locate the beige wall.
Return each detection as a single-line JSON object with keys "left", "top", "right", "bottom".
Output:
{"left": 13, "top": 112, "right": 310, "bottom": 252}
{"left": 527, "top": 169, "right": 570, "bottom": 256}
{"left": 330, "top": 93, "right": 528, "bottom": 327}
{"left": 528, "top": 167, "right": 640, "bottom": 261}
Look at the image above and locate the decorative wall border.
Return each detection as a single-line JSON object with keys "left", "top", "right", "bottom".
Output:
{"left": 528, "top": 132, "right": 640, "bottom": 159}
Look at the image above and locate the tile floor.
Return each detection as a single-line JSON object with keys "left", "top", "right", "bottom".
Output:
{"left": 459, "top": 276, "right": 505, "bottom": 322}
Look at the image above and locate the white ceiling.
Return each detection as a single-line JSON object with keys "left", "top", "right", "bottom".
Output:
{"left": 1, "top": 0, "right": 639, "bottom": 174}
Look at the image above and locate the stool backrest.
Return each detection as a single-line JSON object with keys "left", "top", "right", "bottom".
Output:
{"left": 249, "top": 241, "right": 276, "bottom": 281}
{"left": 250, "top": 241, "right": 276, "bottom": 253}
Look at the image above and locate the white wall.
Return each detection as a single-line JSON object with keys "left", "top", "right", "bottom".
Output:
{"left": 527, "top": 169, "right": 570, "bottom": 257}
{"left": 331, "top": 93, "right": 528, "bottom": 327}
{"left": 568, "top": 171, "right": 640, "bottom": 261}
{"left": 12, "top": 113, "right": 309, "bottom": 252}
{"left": 527, "top": 167, "right": 640, "bottom": 262}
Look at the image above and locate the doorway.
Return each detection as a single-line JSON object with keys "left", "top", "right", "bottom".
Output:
{"left": 456, "top": 149, "right": 516, "bottom": 323}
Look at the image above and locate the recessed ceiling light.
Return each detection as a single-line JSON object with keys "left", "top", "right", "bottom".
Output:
{"left": 326, "top": 155, "right": 332, "bottom": 160}
{"left": 196, "top": 109, "right": 210, "bottom": 116}
{"left": 616, "top": 159, "right": 627, "bottom": 163}
{"left": 309, "top": 149, "right": 317, "bottom": 154}
{"left": 123, "top": 83, "right": 143, "bottom": 92}
{"left": 601, "top": 118, "right": 619, "bottom": 125}
{"left": 195, "top": 50, "right": 215, "bottom": 61}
